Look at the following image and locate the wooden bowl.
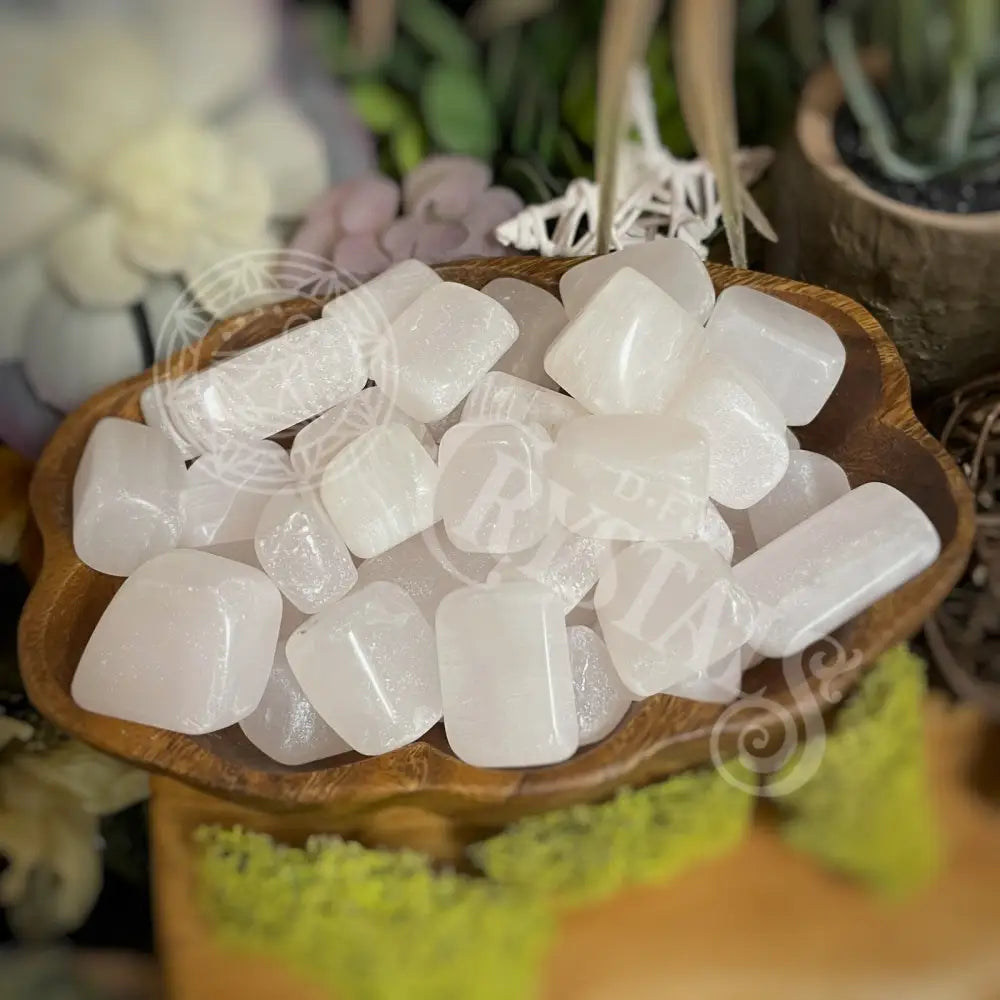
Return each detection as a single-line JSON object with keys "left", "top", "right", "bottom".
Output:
{"left": 19, "top": 258, "right": 974, "bottom": 822}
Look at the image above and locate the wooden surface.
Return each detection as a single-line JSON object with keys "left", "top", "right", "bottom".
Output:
{"left": 19, "top": 257, "right": 974, "bottom": 819}
{"left": 152, "top": 695, "right": 1000, "bottom": 1000}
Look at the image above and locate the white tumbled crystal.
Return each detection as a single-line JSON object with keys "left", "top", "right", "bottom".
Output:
{"left": 482, "top": 277, "right": 566, "bottom": 388}
{"left": 355, "top": 523, "right": 496, "bottom": 621}
{"left": 140, "top": 383, "right": 198, "bottom": 460}
{"left": 72, "top": 550, "right": 282, "bottom": 733}
{"left": 706, "top": 286, "right": 846, "bottom": 426}
{"left": 321, "top": 424, "right": 440, "bottom": 558}
{"left": 671, "top": 353, "right": 789, "bottom": 509}
{"left": 696, "top": 503, "right": 736, "bottom": 563}
{"left": 290, "top": 386, "right": 434, "bottom": 480}
{"left": 544, "top": 267, "right": 704, "bottom": 415}
{"left": 437, "top": 582, "right": 578, "bottom": 767}
{"left": 239, "top": 648, "right": 352, "bottom": 765}
{"left": 254, "top": 488, "right": 358, "bottom": 613}
{"left": 437, "top": 422, "right": 553, "bottom": 554}
{"left": 165, "top": 316, "right": 367, "bottom": 455}
{"left": 73, "top": 417, "right": 186, "bottom": 576}
{"left": 488, "top": 523, "right": 617, "bottom": 612}
{"left": 559, "top": 237, "right": 716, "bottom": 323}
{"left": 547, "top": 414, "right": 709, "bottom": 541}
{"left": 286, "top": 581, "right": 441, "bottom": 755}
{"left": 425, "top": 404, "right": 464, "bottom": 444}
{"left": 718, "top": 504, "right": 757, "bottom": 564}
{"left": 371, "top": 281, "right": 518, "bottom": 422}
{"left": 595, "top": 541, "right": 757, "bottom": 697}
{"left": 734, "top": 482, "right": 940, "bottom": 658}
{"left": 661, "top": 645, "right": 752, "bottom": 704}
{"left": 748, "top": 450, "right": 851, "bottom": 548}
{"left": 321, "top": 258, "right": 441, "bottom": 363}
{"left": 180, "top": 440, "right": 294, "bottom": 547}
{"left": 461, "top": 371, "right": 586, "bottom": 438}
{"left": 567, "top": 625, "right": 631, "bottom": 745}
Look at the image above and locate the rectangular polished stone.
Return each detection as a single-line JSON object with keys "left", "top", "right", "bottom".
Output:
{"left": 285, "top": 581, "right": 441, "bottom": 755}
{"left": 370, "top": 281, "right": 518, "bottom": 422}
{"left": 544, "top": 267, "right": 704, "bottom": 415}
{"left": 437, "top": 582, "right": 578, "bottom": 767}
{"left": 706, "top": 285, "right": 846, "bottom": 426}
{"left": 661, "top": 645, "right": 752, "bottom": 703}
{"left": 547, "top": 414, "right": 709, "bottom": 541}
{"left": 73, "top": 417, "right": 187, "bottom": 576}
{"left": 72, "top": 550, "right": 283, "bottom": 734}
{"left": 461, "top": 370, "right": 586, "bottom": 438}
{"left": 321, "top": 424, "right": 440, "bottom": 558}
{"left": 567, "top": 625, "right": 631, "bottom": 745}
{"left": 734, "top": 482, "right": 940, "bottom": 657}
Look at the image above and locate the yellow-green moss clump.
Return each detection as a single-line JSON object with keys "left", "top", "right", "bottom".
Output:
{"left": 769, "top": 645, "right": 941, "bottom": 897}
{"left": 195, "top": 828, "right": 552, "bottom": 1000}
{"left": 469, "top": 761, "right": 755, "bottom": 906}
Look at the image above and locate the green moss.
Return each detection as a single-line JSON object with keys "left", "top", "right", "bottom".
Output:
{"left": 195, "top": 828, "right": 552, "bottom": 1000}
{"left": 469, "top": 762, "right": 755, "bottom": 906}
{"left": 769, "top": 645, "right": 941, "bottom": 897}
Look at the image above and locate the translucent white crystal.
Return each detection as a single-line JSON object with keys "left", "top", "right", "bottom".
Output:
{"left": 706, "top": 286, "right": 846, "bottom": 426}
{"left": 321, "top": 424, "right": 440, "bottom": 558}
{"left": 437, "top": 582, "right": 578, "bottom": 767}
{"left": 239, "top": 649, "right": 352, "bottom": 766}
{"left": 565, "top": 596, "right": 599, "bottom": 629}
{"left": 461, "top": 371, "right": 586, "bottom": 438}
{"left": 73, "top": 417, "right": 186, "bottom": 576}
{"left": 425, "top": 404, "right": 463, "bottom": 444}
{"left": 321, "top": 258, "right": 441, "bottom": 364}
{"left": 547, "top": 414, "right": 709, "bottom": 541}
{"left": 285, "top": 581, "right": 441, "bottom": 755}
{"left": 717, "top": 504, "right": 757, "bottom": 564}
{"left": 370, "top": 281, "right": 518, "bottom": 422}
{"left": 436, "top": 422, "right": 553, "bottom": 554}
{"left": 595, "top": 541, "right": 757, "bottom": 697}
{"left": 179, "top": 440, "right": 294, "bottom": 547}
{"left": 289, "top": 386, "right": 434, "bottom": 481}
{"left": 140, "top": 382, "right": 198, "bottom": 460}
{"left": 164, "top": 316, "right": 367, "bottom": 455}
{"left": 567, "top": 625, "right": 631, "bottom": 745}
{"left": 482, "top": 277, "right": 565, "bottom": 388}
{"left": 559, "top": 237, "right": 716, "bottom": 323}
{"left": 544, "top": 267, "right": 704, "bottom": 415}
{"left": 748, "top": 450, "right": 850, "bottom": 548}
{"left": 661, "top": 645, "right": 752, "bottom": 704}
{"left": 734, "top": 482, "right": 940, "bottom": 658}
{"left": 71, "top": 550, "right": 283, "bottom": 734}
{"left": 786, "top": 429, "right": 800, "bottom": 449}
{"left": 355, "top": 523, "right": 496, "bottom": 621}
{"left": 696, "top": 503, "right": 736, "bottom": 563}
{"left": 254, "top": 488, "right": 358, "bottom": 613}
{"left": 488, "top": 522, "right": 617, "bottom": 613}
{"left": 671, "top": 353, "right": 789, "bottom": 509}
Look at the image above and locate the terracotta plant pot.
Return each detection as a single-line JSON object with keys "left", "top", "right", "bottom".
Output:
{"left": 768, "top": 55, "right": 1000, "bottom": 399}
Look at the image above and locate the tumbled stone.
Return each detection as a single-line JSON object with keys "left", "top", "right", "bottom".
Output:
{"left": 488, "top": 523, "right": 617, "bottom": 612}
{"left": 321, "top": 258, "right": 441, "bottom": 364}
{"left": 355, "top": 523, "right": 496, "bottom": 621}
{"left": 73, "top": 417, "right": 186, "bottom": 576}
{"left": 565, "top": 595, "right": 599, "bottom": 629}
{"left": 696, "top": 503, "right": 735, "bottom": 563}
{"left": 371, "top": 281, "right": 518, "bottom": 422}
{"left": 437, "top": 582, "right": 578, "bottom": 767}
{"left": 140, "top": 382, "right": 199, "bottom": 460}
{"left": 595, "top": 541, "right": 757, "bottom": 697}
{"left": 286, "top": 581, "right": 441, "bottom": 755}
{"left": 706, "top": 286, "right": 846, "bottom": 426}
{"left": 72, "top": 550, "right": 282, "bottom": 733}
{"left": 482, "top": 278, "right": 565, "bottom": 388}
{"left": 735, "top": 483, "right": 940, "bottom": 657}
{"left": 786, "top": 429, "right": 800, "bottom": 449}
{"left": 165, "top": 316, "right": 366, "bottom": 456}
{"left": 547, "top": 415, "right": 709, "bottom": 541}
{"left": 567, "top": 625, "right": 631, "bottom": 745}
{"left": 544, "top": 268, "right": 704, "bottom": 415}
{"left": 748, "top": 450, "right": 851, "bottom": 548}
{"left": 289, "top": 386, "right": 434, "bottom": 481}
{"left": 239, "top": 648, "right": 352, "bottom": 766}
{"left": 254, "top": 488, "right": 358, "bottom": 614}
{"left": 425, "top": 404, "right": 464, "bottom": 444}
{"left": 437, "top": 422, "right": 553, "bottom": 554}
{"left": 661, "top": 645, "right": 751, "bottom": 703}
{"left": 461, "top": 371, "right": 586, "bottom": 438}
{"left": 321, "top": 424, "right": 440, "bottom": 558}
{"left": 559, "top": 238, "right": 716, "bottom": 323}
{"left": 718, "top": 504, "right": 757, "bottom": 564}
{"left": 180, "top": 440, "right": 294, "bottom": 548}
{"left": 671, "top": 353, "right": 789, "bottom": 509}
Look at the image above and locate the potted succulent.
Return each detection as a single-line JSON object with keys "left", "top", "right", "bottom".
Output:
{"left": 768, "top": 0, "right": 1000, "bottom": 398}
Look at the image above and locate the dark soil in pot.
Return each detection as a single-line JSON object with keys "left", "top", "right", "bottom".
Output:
{"left": 834, "top": 105, "right": 1000, "bottom": 215}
